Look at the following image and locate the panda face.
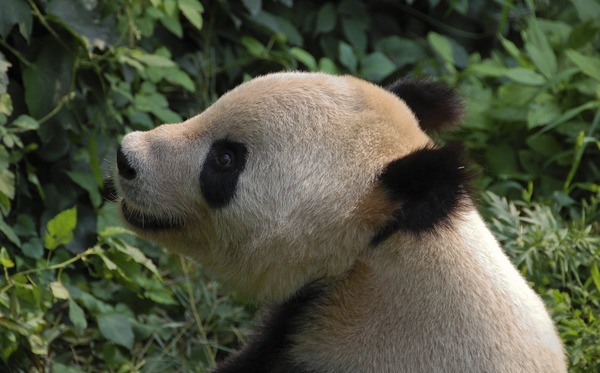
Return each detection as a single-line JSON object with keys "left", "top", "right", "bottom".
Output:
{"left": 114, "top": 72, "right": 455, "bottom": 302}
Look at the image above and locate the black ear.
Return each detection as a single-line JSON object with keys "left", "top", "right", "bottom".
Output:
{"left": 385, "top": 79, "right": 464, "bottom": 132}
{"left": 371, "top": 144, "right": 474, "bottom": 246}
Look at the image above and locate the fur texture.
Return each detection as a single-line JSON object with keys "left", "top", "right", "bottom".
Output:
{"left": 113, "top": 72, "right": 566, "bottom": 372}
{"left": 385, "top": 78, "right": 464, "bottom": 132}
{"left": 214, "top": 282, "right": 328, "bottom": 373}
{"left": 372, "top": 143, "right": 475, "bottom": 245}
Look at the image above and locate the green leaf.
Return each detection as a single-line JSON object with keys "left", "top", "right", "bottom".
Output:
{"left": 13, "top": 214, "right": 35, "bottom": 237}
{"left": 427, "top": 32, "right": 454, "bottom": 65}
{"left": 0, "top": 93, "right": 12, "bottom": 116}
{"left": 468, "top": 61, "right": 507, "bottom": 78}
{"left": 159, "top": 14, "right": 183, "bottom": 38}
{"left": 151, "top": 107, "right": 181, "bottom": 124}
{"left": 98, "top": 252, "right": 118, "bottom": 271}
{"left": 145, "top": 286, "right": 176, "bottom": 305}
{"left": 10, "top": 115, "right": 39, "bottom": 132}
{"left": 130, "top": 52, "right": 176, "bottom": 68}
{"left": 315, "top": 3, "right": 337, "bottom": 34}
{"left": 591, "top": 262, "right": 600, "bottom": 292}
{"left": 50, "top": 281, "right": 70, "bottom": 300}
{"left": 21, "top": 238, "right": 43, "bottom": 259}
{"left": 452, "top": 0, "right": 469, "bottom": 14}
{"left": 338, "top": 41, "right": 357, "bottom": 72}
{"left": 178, "top": 0, "right": 204, "bottom": 30}
{"left": 115, "top": 243, "right": 160, "bottom": 278}
{"left": 0, "top": 0, "right": 33, "bottom": 40}
{"left": 567, "top": 21, "right": 598, "bottom": 49}
{"left": 534, "top": 101, "right": 600, "bottom": 136}
{"left": 97, "top": 313, "right": 134, "bottom": 349}
{"left": 318, "top": 57, "right": 339, "bottom": 74}
{"left": 28, "top": 334, "right": 47, "bottom": 356}
{"left": 571, "top": 182, "right": 600, "bottom": 193}
{"left": 136, "top": 276, "right": 176, "bottom": 305}
{"left": 526, "top": 135, "right": 563, "bottom": 157}
{"left": 360, "top": 52, "right": 396, "bottom": 82}
{"left": 68, "top": 298, "right": 87, "bottom": 333}
{"left": 0, "top": 195, "right": 11, "bottom": 217}
{"left": 164, "top": 68, "right": 196, "bottom": 91}
{"left": 99, "top": 226, "right": 131, "bottom": 237}
{"left": 47, "top": 0, "right": 110, "bottom": 52}
{"left": 272, "top": 15, "right": 302, "bottom": 46}
{"left": 22, "top": 39, "right": 74, "bottom": 119}
{"left": 504, "top": 68, "right": 546, "bottom": 85}
{"left": 242, "top": 0, "right": 262, "bottom": 16}
{"left": 133, "top": 91, "right": 168, "bottom": 111}
{"left": 52, "top": 362, "right": 86, "bottom": 373}
{"left": 67, "top": 171, "right": 102, "bottom": 208}
{"left": 253, "top": 12, "right": 302, "bottom": 46}
{"left": 0, "top": 166, "right": 15, "bottom": 200}
{"left": 163, "top": 0, "right": 178, "bottom": 16}
{"left": 0, "top": 219, "right": 19, "bottom": 246}
{"left": 485, "top": 144, "right": 521, "bottom": 177}
{"left": 375, "top": 36, "right": 426, "bottom": 69}
{"left": 241, "top": 36, "right": 266, "bottom": 57}
{"left": 341, "top": 17, "right": 367, "bottom": 53}
{"left": 290, "top": 47, "right": 317, "bottom": 71}
{"left": 338, "top": 0, "right": 366, "bottom": 14}
{"left": 75, "top": 291, "right": 112, "bottom": 314}
{"left": 1, "top": 330, "right": 19, "bottom": 361}
{"left": 499, "top": 35, "right": 521, "bottom": 60}
{"left": 572, "top": 0, "right": 600, "bottom": 21}
{"left": 26, "top": 163, "right": 45, "bottom": 201}
{"left": 565, "top": 50, "right": 600, "bottom": 82}
{"left": 44, "top": 206, "right": 77, "bottom": 250}
{"left": 0, "top": 247, "right": 14, "bottom": 268}
{"left": 527, "top": 103, "right": 561, "bottom": 129}
{"left": 523, "top": 18, "right": 557, "bottom": 78}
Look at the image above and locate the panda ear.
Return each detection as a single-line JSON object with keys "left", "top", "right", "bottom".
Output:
{"left": 385, "top": 79, "right": 464, "bottom": 132}
{"left": 371, "top": 144, "right": 474, "bottom": 246}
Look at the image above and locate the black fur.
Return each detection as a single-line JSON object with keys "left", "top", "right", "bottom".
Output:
{"left": 213, "top": 282, "right": 328, "bottom": 373}
{"left": 385, "top": 79, "right": 464, "bottom": 132}
{"left": 200, "top": 139, "right": 248, "bottom": 209}
{"left": 101, "top": 177, "right": 118, "bottom": 203}
{"left": 371, "top": 144, "right": 474, "bottom": 246}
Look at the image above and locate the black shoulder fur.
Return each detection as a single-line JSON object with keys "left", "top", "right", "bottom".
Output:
{"left": 213, "top": 282, "right": 328, "bottom": 373}
{"left": 371, "top": 144, "right": 475, "bottom": 246}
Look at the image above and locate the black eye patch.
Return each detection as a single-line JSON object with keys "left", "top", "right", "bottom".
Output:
{"left": 200, "top": 139, "right": 248, "bottom": 208}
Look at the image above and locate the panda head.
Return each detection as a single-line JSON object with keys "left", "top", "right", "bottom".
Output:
{"left": 114, "top": 72, "right": 469, "bottom": 302}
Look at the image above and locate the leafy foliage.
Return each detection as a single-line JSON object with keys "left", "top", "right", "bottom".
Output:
{"left": 483, "top": 192, "right": 600, "bottom": 371}
{"left": 0, "top": 0, "right": 598, "bottom": 372}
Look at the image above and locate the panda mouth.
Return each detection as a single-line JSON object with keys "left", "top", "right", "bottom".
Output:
{"left": 120, "top": 201, "right": 183, "bottom": 231}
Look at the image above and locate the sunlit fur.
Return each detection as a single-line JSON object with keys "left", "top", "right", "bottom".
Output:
{"left": 115, "top": 72, "right": 566, "bottom": 372}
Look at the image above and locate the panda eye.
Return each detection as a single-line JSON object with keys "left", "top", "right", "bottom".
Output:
{"left": 216, "top": 150, "right": 235, "bottom": 169}
{"left": 201, "top": 139, "right": 248, "bottom": 208}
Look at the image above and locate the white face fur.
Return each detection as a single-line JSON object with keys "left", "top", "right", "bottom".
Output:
{"left": 115, "top": 72, "right": 433, "bottom": 302}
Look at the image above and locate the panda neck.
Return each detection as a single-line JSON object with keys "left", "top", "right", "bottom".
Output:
{"left": 357, "top": 208, "right": 526, "bottom": 310}
{"left": 367, "top": 208, "right": 488, "bottom": 264}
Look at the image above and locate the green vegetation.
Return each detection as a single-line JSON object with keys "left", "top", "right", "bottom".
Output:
{"left": 0, "top": 0, "right": 598, "bottom": 371}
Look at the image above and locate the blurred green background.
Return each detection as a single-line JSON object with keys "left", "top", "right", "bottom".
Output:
{"left": 0, "top": 0, "right": 599, "bottom": 371}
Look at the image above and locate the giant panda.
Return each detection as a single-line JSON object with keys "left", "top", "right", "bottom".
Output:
{"left": 113, "top": 72, "right": 566, "bottom": 372}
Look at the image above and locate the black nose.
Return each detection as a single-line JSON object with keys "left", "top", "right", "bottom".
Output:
{"left": 117, "top": 145, "right": 137, "bottom": 180}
